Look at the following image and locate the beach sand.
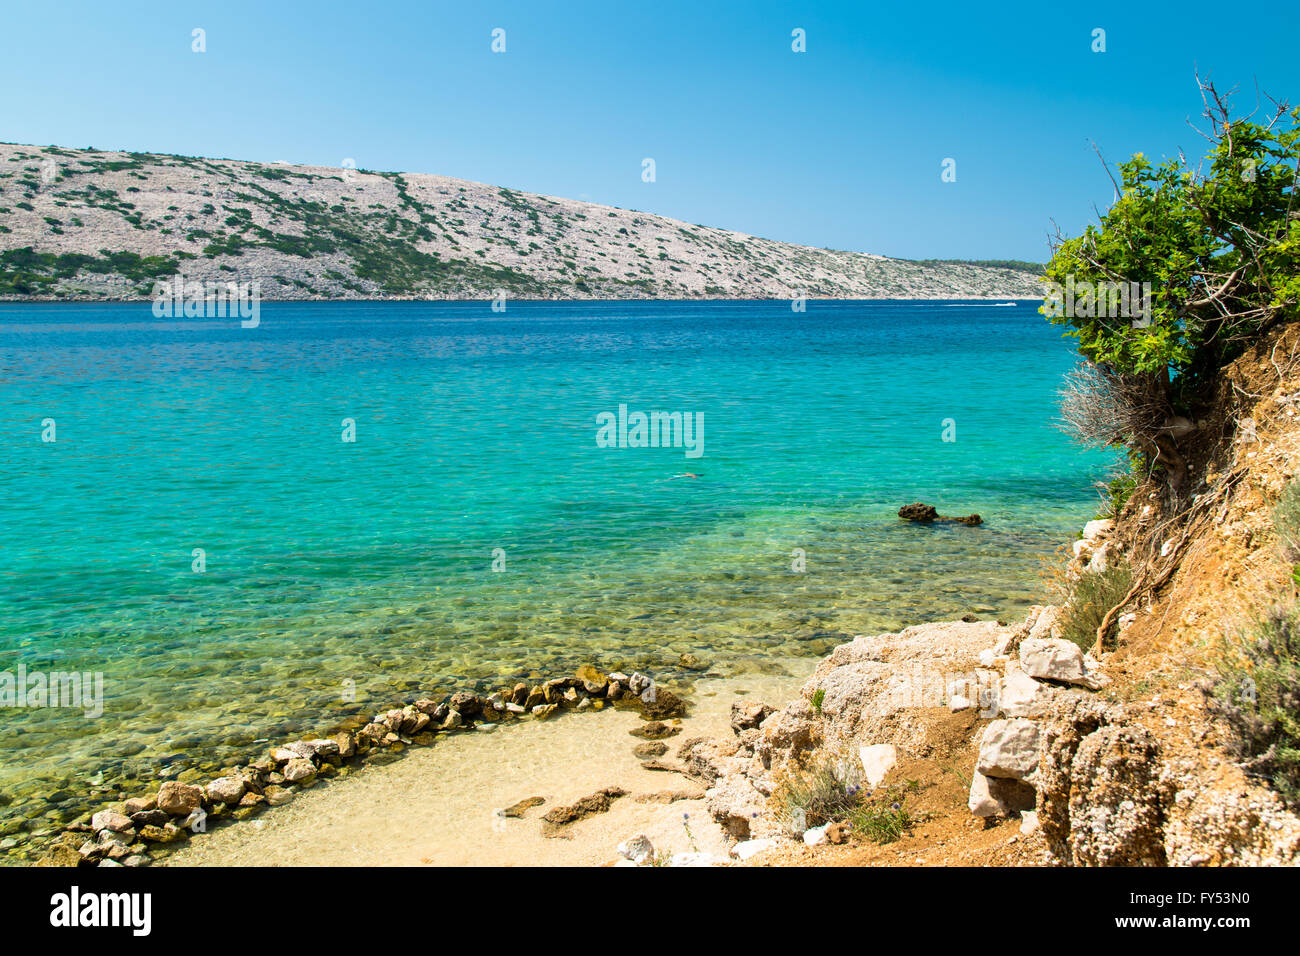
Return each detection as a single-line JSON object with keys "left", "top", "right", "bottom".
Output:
{"left": 164, "top": 663, "right": 814, "bottom": 866}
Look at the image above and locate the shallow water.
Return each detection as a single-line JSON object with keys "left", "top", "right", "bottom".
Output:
{"left": 0, "top": 299, "right": 1107, "bottom": 857}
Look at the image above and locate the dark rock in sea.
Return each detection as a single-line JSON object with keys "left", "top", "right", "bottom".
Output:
{"left": 898, "top": 502, "right": 983, "bottom": 526}
{"left": 638, "top": 689, "right": 687, "bottom": 721}
{"left": 898, "top": 502, "right": 939, "bottom": 522}
{"left": 633, "top": 741, "right": 669, "bottom": 759}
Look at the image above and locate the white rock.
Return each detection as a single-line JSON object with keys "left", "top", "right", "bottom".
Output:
{"left": 968, "top": 770, "right": 1037, "bottom": 818}
{"left": 1019, "top": 637, "right": 1088, "bottom": 684}
{"left": 1019, "top": 810, "right": 1040, "bottom": 835}
{"left": 978, "top": 649, "right": 997, "bottom": 668}
{"left": 1086, "top": 542, "right": 1110, "bottom": 573}
{"left": 1027, "top": 606, "right": 1061, "bottom": 642}
{"left": 949, "top": 694, "right": 973, "bottom": 712}
{"left": 998, "top": 669, "right": 1045, "bottom": 718}
{"left": 613, "top": 859, "right": 639, "bottom": 867}
{"left": 976, "top": 718, "right": 1042, "bottom": 780}
{"left": 858, "top": 744, "right": 897, "bottom": 788}
{"left": 731, "top": 837, "right": 779, "bottom": 861}
{"left": 1082, "top": 518, "right": 1114, "bottom": 540}
{"left": 616, "top": 834, "right": 654, "bottom": 865}
{"left": 1072, "top": 538, "right": 1091, "bottom": 559}
{"left": 668, "top": 851, "right": 716, "bottom": 867}
{"left": 803, "top": 824, "right": 828, "bottom": 846}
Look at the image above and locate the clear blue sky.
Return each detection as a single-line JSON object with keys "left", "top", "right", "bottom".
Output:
{"left": 2, "top": 1, "right": 1296, "bottom": 261}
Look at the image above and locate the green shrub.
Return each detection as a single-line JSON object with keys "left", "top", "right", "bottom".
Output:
{"left": 846, "top": 800, "right": 911, "bottom": 844}
{"left": 1058, "top": 561, "right": 1134, "bottom": 652}
{"left": 1210, "top": 607, "right": 1300, "bottom": 807}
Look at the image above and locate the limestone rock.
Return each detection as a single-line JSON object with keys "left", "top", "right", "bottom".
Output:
{"left": 1020, "top": 637, "right": 1093, "bottom": 687}
{"left": 858, "top": 744, "right": 897, "bottom": 788}
{"left": 968, "top": 770, "right": 1036, "bottom": 818}
{"left": 976, "top": 718, "right": 1042, "bottom": 781}
{"left": 1038, "top": 703, "right": 1168, "bottom": 866}
{"left": 704, "top": 774, "right": 764, "bottom": 840}
{"left": 730, "top": 699, "right": 774, "bottom": 734}
{"left": 616, "top": 834, "right": 654, "bottom": 865}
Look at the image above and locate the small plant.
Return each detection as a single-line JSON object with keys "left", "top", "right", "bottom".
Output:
{"left": 847, "top": 799, "right": 911, "bottom": 844}
{"left": 681, "top": 812, "right": 699, "bottom": 853}
{"left": 811, "top": 687, "right": 825, "bottom": 715}
{"left": 770, "top": 757, "right": 914, "bottom": 845}
{"left": 1057, "top": 560, "right": 1134, "bottom": 652}
{"left": 770, "top": 759, "right": 859, "bottom": 830}
{"left": 1209, "top": 607, "right": 1300, "bottom": 807}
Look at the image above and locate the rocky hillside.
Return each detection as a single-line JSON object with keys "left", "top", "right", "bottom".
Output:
{"left": 0, "top": 142, "right": 1041, "bottom": 301}
{"left": 667, "top": 325, "right": 1300, "bottom": 866}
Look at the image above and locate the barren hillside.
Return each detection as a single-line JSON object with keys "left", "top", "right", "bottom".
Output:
{"left": 0, "top": 143, "right": 1041, "bottom": 301}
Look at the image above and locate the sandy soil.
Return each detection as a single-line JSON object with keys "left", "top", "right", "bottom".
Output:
{"left": 165, "top": 665, "right": 814, "bottom": 867}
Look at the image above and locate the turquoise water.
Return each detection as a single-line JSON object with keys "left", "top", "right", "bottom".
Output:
{"left": 0, "top": 299, "right": 1105, "bottom": 854}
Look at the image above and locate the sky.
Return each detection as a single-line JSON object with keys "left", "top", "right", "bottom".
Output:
{"left": 2, "top": 1, "right": 1297, "bottom": 262}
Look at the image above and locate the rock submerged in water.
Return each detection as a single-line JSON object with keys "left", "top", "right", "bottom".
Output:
{"left": 897, "top": 502, "right": 982, "bottom": 526}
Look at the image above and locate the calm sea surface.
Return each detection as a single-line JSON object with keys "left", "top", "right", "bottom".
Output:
{"left": 0, "top": 299, "right": 1106, "bottom": 855}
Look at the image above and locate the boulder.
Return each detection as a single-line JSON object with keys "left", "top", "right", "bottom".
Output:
{"left": 1020, "top": 637, "right": 1100, "bottom": 688}
{"left": 281, "top": 758, "right": 317, "bottom": 784}
{"left": 205, "top": 777, "right": 246, "bottom": 805}
{"left": 898, "top": 503, "right": 938, "bottom": 522}
{"left": 753, "top": 707, "right": 817, "bottom": 771}
{"left": 704, "top": 775, "right": 764, "bottom": 840}
{"left": 576, "top": 665, "right": 607, "bottom": 695}
{"left": 998, "top": 669, "right": 1049, "bottom": 718}
{"left": 677, "top": 736, "right": 744, "bottom": 784}
{"left": 138, "top": 823, "right": 186, "bottom": 844}
{"left": 263, "top": 785, "right": 294, "bottom": 807}
{"left": 91, "top": 810, "right": 133, "bottom": 834}
{"left": 730, "top": 699, "right": 774, "bottom": 734}
{"left": 968, "top": 771, "right": 1037, "bottom": 817}
{"left": 156, "top": 781, "right": 203, "bottom": 816}
{"left": 1038, "top": 705, "right": 1167, "bottom": 866}
{"left": 976, "top": 718, "right": 1042, "bottom": 781}
{"left": 448, "top": 691, "right": 482, "bottom": 716}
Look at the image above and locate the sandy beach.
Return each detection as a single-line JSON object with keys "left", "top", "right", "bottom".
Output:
{"left": 164, "top": 664, "right": 814, "bottom": 866}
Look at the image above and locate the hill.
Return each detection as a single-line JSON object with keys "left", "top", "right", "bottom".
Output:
{"left": 0, "top": 143, "right": 1041, "bottom": 301}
